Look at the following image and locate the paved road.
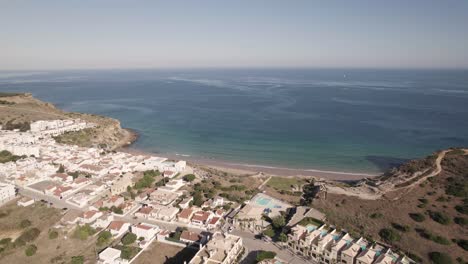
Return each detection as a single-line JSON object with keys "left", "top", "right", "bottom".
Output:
{"left": 18, "top": 187, "right": 83, "bottom": 210}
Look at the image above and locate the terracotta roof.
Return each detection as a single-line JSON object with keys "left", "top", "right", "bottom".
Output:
{"left": 137, "top": 207, "right": 153, "bottom": 215}
{"left": 82, "top": 210, "right": 98, "bottom": 219}
{"left": 180, "top": 231, "right": 201, "bottom": 242}
{"left": 108, "top": 221, "right": 126, "bottom": 231}
{"left": 178, "top": 208, "right": 193, "bottom": 219}
{"left": 209, "top": 217, "right": 220, "bottom": 225}
{"left": 192, "top": 211, "right": 210, "bottom": 222}
{"left": 135, "top": 224, "right": 152, "bottom": 230}
{"left": 108, "top": 196, "right": 121, "bottom": 202}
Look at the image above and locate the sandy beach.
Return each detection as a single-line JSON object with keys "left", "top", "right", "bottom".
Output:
{"left": 120, "top": 135, "right": 379, "bottom": 181}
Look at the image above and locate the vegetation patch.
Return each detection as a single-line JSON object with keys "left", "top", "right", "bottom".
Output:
{"left": 0, "top": 150, "right": 24, "bottom": 163}
{"left": 24, "top": 244, "right": 37, "bottom": 256}
{"left": 379, "top": 228, "right": 401, "bottom": 243}
{"left": 72, "top": 224, "right": 96, "bottom": 240}
{"left": 409, "top": 213, "right": 425, "bottom": 222}
{"left": 256, "top": 251, "right": 276, "bottom": 262}
{"left": 415, "top": 228, "right": 451, "bottom": 245}
{"left": 15, "top": 227, "right": 41, "bottom": 247}
{"left": 71, "top": 255, "right": 84, "bottom": 264}
{"left": 267, "top": 177, "right": 306, "bottom": 192}
{"left": 97, "top": 231, "right": 112, "bottom": 247}
{"left": 456, "top": 239, "right": 468, "bottom": 251}
{"left": 121, "top": 233, "right": 137, "bottom": 245}
{"left": 428, "top": 211, "right": 451, "bottom": 225}
{"left": 428, "top": 251, "right": 453, "bottom": 264}
{"left": 391, "top": 222, "right": 410, "bottom": 232}
{"left": 134, "top": 170, "right": 160, "bottom": 189}
{"left": 115, "top": 245, "right": 141, "bottom": 260}
{"left": 454, "top": 216, "right": 467, "bottom": 227}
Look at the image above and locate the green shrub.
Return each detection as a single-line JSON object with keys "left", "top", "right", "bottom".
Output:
{"left": 263, "top": 228, "right": 275, "bottom": 238}
{"left": 271, "top": 215, "right": 286, "bottom": 229}
{"left": 428, "top": 252, "right": 452, "bottom": 264}
{"left": 278, "top": 233, "right": 288, "bottom": 242}
{"left": 419, "top": 198, "right": 428, "bottom": 204}
{"left": 379, "top": 228, "right": 401, "bottom": 242}
{"left": 71, "top": 256, "right": 84, "bottom": 264}
{"left": 97, "top": 231, "right": 112, "bottom": 246}
{"left": 454, "top": 217, "right": 467, "bottom": 227}
{"left": 256, "top": 251, "right": 276, "bottom": 262}
{"left": 457, "top": 239, "right": 468, "bottom": 251}
{"left": 24, "top": 244, "right": 37, "bottom": 256}
{"left": 391, "top": 223, "right": 410, "bottom": 232}
{"left": 183, "top": 174, "right": 196, "bottom": 182}
{"left": 370, "top": 213, "right": 383, "bottom": 219}
{"left": 73, "top": 224, "right": 96, "bottom": 240}
{"left": 15, "top": 228, "right": 40, "bottom": 246}
{"left": 428, "top": 211, "right": 451, "bottom": 225}
{"left": 121, "top": 233, "right": 137, "bottom": 245}
{"left": 415, "top": 228, "right": 450, "bottom": 245}
{"left": 48, "top": 230, "right": 58, "bottom": 239}
{"left": 455, "top": 204, "right": 468, "bottom": 215}
{"left": 409, "top": 213, "right": 425, "bottom": 222}
{"left": 19, "top": 219, "right": 32, "bottom": 229}
{"left": 110, "top": 206, "right": 123, "bottom": 215}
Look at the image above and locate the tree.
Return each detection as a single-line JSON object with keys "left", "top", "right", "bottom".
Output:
{"left": 24, "top": 244, "right": 37, "bottom": 256}
{"left": 278, "top": 233, "right": 288, "bottom": 242}
{"left": 120, "top": 246, "right": 133, "bottom": 260}
{"left": 272, "top": 215, "right": 286, "bottom": 229}
{"left": 57, "top": 164, "right": 65, "bottom": 173}
{"left": 193, "top": 192, "right": 204, "bottom": 207}
{"left": 263, "top": 228, "right": 275, "bottom": 238}
{"left": 121, "top": 233, "right": 137, "bottom": 245}
{"left": 97, "top": 231, "right": 112, "bottom": 246}
{"left": 183, "top": 174, "right": 196, "bottom": 182}
{"left": 256, "top": 251, "right": 276, "bottom": 262}
{"left": 111, "top": 206, "right": 123, "bottom": 215}
{"left": 73, "top": 224, "right": 96, "bottom": 240}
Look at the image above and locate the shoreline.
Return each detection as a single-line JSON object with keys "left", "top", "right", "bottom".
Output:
{"left": 120, "top": 133, "right": 380, "bottom": 181}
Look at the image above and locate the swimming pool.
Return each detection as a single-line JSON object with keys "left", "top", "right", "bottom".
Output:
{"left": 254, "top": 195, "right": 283, "bottom": 209}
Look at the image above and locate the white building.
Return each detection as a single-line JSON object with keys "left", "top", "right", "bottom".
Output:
{"left": 0, "top": 183, "right": 15, "bottom": 205}
{"left": 98, "top": 247, "right": 129, "bottom": 264}
{"left": 190, "top": 232, "right": 243, "bottom": 264}
{"left": 131, "top": 223, "right": 159, "bottom": 241}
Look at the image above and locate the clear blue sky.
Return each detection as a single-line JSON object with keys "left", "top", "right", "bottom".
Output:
{"left": 1, "top": 0, "right": 467, "bottom": 70}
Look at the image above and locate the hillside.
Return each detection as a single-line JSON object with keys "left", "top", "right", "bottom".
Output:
{"left": 0, "top": 93, "right": 135, "bottom": 150}
{"left": 311, "top": 148, "right": 468, "bottom": 263}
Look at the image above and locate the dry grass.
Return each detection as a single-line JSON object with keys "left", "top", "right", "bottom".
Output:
{"left": 311, "top": 154, "right": 468, "bottom": 263}
{"left": 134, "top": 242, "right": 198, "bottom": 264}
{"left": 0, "top": 200, "right": 100, "bottom": 264}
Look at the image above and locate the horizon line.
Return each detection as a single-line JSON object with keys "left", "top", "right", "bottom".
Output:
{"left": 1, "top": 65, "right": 468, "bottom": 72}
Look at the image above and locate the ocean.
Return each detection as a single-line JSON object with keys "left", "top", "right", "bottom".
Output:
{"left": 1, "top": 69, "right": 467, "bottom": 173}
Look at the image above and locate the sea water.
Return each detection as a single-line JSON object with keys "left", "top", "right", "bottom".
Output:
{"left": 1, "top": 68, "right": 467, "bottom": 173}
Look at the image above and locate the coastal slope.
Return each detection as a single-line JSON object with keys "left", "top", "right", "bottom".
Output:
{"left": 0, "top": 93, "right": 135, "bottom": 150}
{"left": 310, "top": 148, "right": 468, "bottom": 263}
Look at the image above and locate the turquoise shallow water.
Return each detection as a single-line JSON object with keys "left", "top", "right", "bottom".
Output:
{"left": 1, "top": 69, "right": 467, "bottom": 173}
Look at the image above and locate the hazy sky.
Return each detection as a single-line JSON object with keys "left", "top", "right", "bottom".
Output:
{"left": 1, "top": 0, "right": 468, "bottom": 70}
